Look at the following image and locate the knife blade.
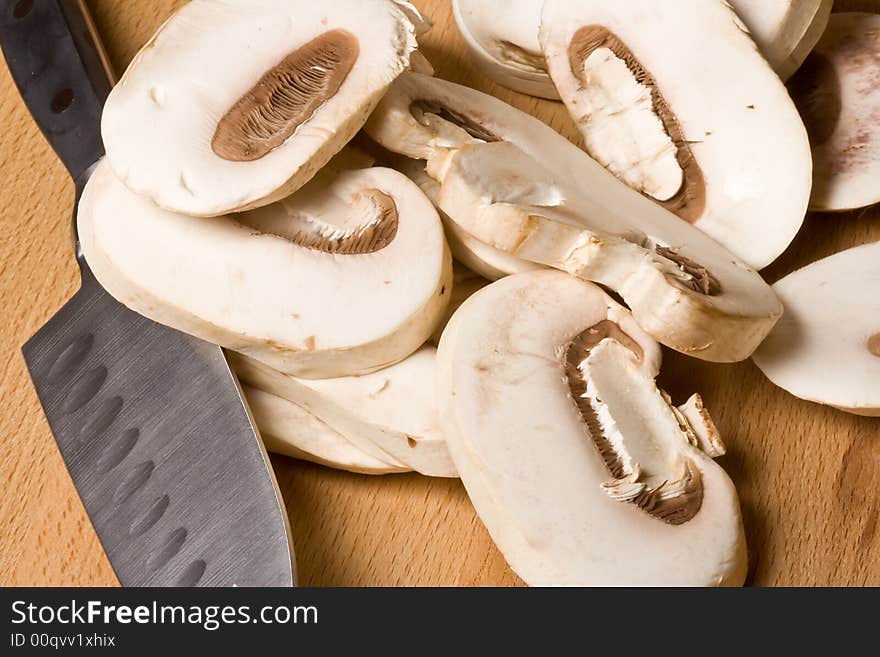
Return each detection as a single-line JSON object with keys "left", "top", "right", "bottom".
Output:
{"left": 0, "top": 0, "right": 296, "bottom": 587}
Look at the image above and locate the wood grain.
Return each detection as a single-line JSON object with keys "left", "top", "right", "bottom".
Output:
{"left": 0, "top": 0, "right": 877, "bottom": 587}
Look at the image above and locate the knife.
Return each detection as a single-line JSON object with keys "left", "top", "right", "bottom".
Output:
{"left": 0, "top": 0, "right": 296, "bottom": 587}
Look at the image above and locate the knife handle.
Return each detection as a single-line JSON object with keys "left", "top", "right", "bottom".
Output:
{"left": 0, "top": 0, "right": 114, "bottom": 183}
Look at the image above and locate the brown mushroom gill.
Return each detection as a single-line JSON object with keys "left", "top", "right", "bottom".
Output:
{"left": 409, "top": 100, "right": 501, "bottom": 143}
{"left": 565, "top": 322, "right": 703, "bottom": 525}
{"left": 567, "top": 26, "right": 706, "bottom": 223}
{"left": 238, "top": 189, "right": 399, "bottom": 254}
{"left": 655, "top": 245, "right": 722, "bottom": 296}
{"left": 497, "top": 40, "right": 547, "bottom": 74}
{"left": 868, "top": 332, "right": 880, "bottom": 358}
{"left": 212, "top": 29, "right": 359, "bottom": 162}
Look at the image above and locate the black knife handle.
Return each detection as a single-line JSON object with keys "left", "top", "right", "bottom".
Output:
{"left": 0, "top": 0, "right": 113, "bottom": 183}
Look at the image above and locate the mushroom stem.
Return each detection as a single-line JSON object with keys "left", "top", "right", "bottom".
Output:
{"left": 575, "top": 339, "right": 705, "bottom": 525}
{"left": 566, "top": 25, "right": 704, "bottom": 217}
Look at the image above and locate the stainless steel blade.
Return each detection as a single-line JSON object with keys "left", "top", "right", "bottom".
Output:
{"left": 23, "top": 269, "right": 296, "bottom": 586}
{"left": 3, "top": 0, "right": 296, "bottom": 586}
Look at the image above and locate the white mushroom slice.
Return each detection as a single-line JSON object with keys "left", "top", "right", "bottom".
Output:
{"left": 540, "top": 0, "right": 812, "bottom": 269}
{"left": 366, "top": 74, "right": 783, "bottom": 361}
{"left": 229, "top": 346, "right": 455, "bottom": 477}
{"left": 242, "top": 385, "right": 409, "bottom": 475}
{"left": 787, "top": 13, "right": 880, "bottom": 212}
{"left": 436, "top": 141, "right": 782, "bottom": 363}
{"left": 365, "top": 71, "right": 795, "bottom": 281}
{"left": 753, "top": 242, "right": 880, "bottom": 417}
{"left": 438, "top": 270, "right": 747, "bottom": 586}
{"left": 452, "top": 0, "right": 829, "bottom": 97}
{"left": 391, "top": 153, "right": 541, "bottom": 280}
{"left": 429, "top": 267, "right": 489, "bottom": 346}
{"left": 79, "top": 160, "right": 451, "bottom": 378}
{"left": 676, "top": 394, "right": 726, "bottom": 459}
{"left": 731, "top": 0, "right": 832, "bottom": 80}
{"left": 101, "top": 0, "right": 420, "bottom": 217}
{"left": 453, "top": 0, "right": 556, "bottom": 99}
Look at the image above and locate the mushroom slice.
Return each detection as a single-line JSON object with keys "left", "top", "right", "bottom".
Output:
{"left": 229, "top": 346, "right": 456, "bottom": 478}
{"left": 366, "top": 74, "right": 783, "bottom": 361}
{"left": 753, "top": 242, "right": 880, "bottom": 417}
{"left": 390, "top": 153, "right": 541, "bottom": 280}
{"left": 78, "top": 159, "right": 451, "bottom": 378}
{"left": 452, "top": 0, "right": 829, "bottom": 96}
{"left": 540, "top": 0, "right": 812, "bottom": 269}
{"left": 101, "top": 0, "right": 420, "bottom": 217}
{"left": 787, "top": 13, "right": 880, "bottom": 212}
{"left": 438, "top": 270, "right": 746, "bottom": 586}
{"left": 730, "top": 0, "right": 832, "bottom": 80}
{"left": 452, "top": 0, "right": 556, "bottom": 99}
{"left": 429, "top": 266, "right": 490, "bottom": 346}
{"left": 242, "top": 385, "right": 409, "bottom": 475}
{"left": 365, "top": 72, "right": 792, "bottom": 291}
{"left": 436, "top": 141, "right": 782, "bottom": 362}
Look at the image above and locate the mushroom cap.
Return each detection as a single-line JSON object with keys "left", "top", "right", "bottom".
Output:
{"left": 230, "top": 346, "right": 455, "bottom": 477}
{"left": 540, "top": 0, "right": 812, "bottom": 270}
{"left": 437, "top": 270, "right": 747, "bottom": 585}
{"left": 102, "top": 0, "right": 418, "bottom": 217}
{"left": 78, "top": 159, "right": 451, "bottom": 378}
{"left": 731, "top": 0, "right": 832, "bottom": 80}
{"left": 753, "top": 241, "right": 880, "bottom": 416}
{"left": 452, "top": 0, "right": 557, "bottom": 99}
{"left": 788, "top": 13, "right": 880, "bottom": 212}
{"left": 243, "top": 385, "right": 409, "bottom": 474}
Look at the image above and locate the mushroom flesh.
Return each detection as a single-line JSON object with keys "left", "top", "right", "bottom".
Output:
{"left": 78, "top": 159, "right": 452, "bottom": 378}
{"left": 787, "top": 12, "right": 880, "bottom": 212}
{"left": 243, "top": 385, "right": 410, "bottom": 474}
{"left": 753, "top": 241, "right": 880, "bottom": 417}
{"left": 452, "top": 0, "right": 830, "bottom": 96}
{"left": 230, "top": 346, "right": 455, "bottom": 478}
{"left": 365, "top": 75, "right": 782, "bottom": 361}
{"left": 539, "top": 0, "right": 812, "bottom": 269}
{"left": 731, "top": 0, "right": 832, "bottom": 80}
{"left": 437, "top": 270, "right": 747, "bottom": 585}
{"left": 101, "top": 0, "right": 422, "bottom": 216}
{"left": 389, "top": 151, "right": 541, "bottom": 280}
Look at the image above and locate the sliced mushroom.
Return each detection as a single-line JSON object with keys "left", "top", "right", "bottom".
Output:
{"left": 78, "top": 159, "right": 451, "bottom": 378}
{"left": 787, "top": 13, "right": 880, "bottom": 212}
{"left": 732, "top": 0, "right": 833, "bottom": 80}
{"left": 753, "top": 242, "right": 880, "bottom": 417}
{"left": 101, "top": 0, "right": 421, "bottom": 217}
{"left": 390, "top": 152, "right": 541, "bottom": 280}
{"left": 453, "top": 0, "right": 829, "bottom": 96}
{"left": 243, "top": 385, "right": 409, "bottom": 474}
{"left": 229, "top": 346, "right": 456, "bottom": 477}
{"left": 410, "top": 51, "right": 436, "bottom": 77}
{"left": 437, "top": 270, "right": 747, "bottom": 586}
{"left": 436, "top": 140, "right": 782, "bottom": 362}
{"left": 366, "top": 74, "right": 782, "bottom": 361}
{"left": 452, "top": 0, "right": 556, "bottom": 99}
{"left": 429, "top": 266, "right": 489, "bottom": 346}
{"left": 539, "top": 0, "right": 812, "bottom": 269}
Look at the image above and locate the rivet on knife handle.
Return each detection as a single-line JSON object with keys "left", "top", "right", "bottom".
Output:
{"left": 0, "top": 0, "right": 112, "bottom": 181}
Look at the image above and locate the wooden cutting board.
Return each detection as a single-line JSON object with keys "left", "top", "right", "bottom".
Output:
{"left": 0, "top": 0, "right": 878, "bottom": 587}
